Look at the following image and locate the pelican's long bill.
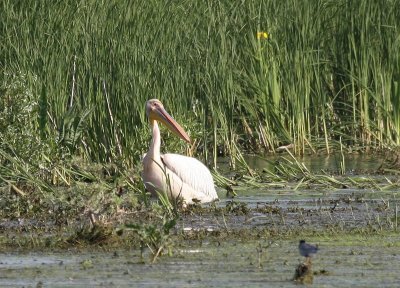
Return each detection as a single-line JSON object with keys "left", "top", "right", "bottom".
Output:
{"left": 150, "top": 103, "right": 191, "bottom": 143}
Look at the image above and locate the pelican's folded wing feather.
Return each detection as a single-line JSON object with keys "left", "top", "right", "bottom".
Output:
{"left": 161, "top": 153, "right": 218, "bottom": 202}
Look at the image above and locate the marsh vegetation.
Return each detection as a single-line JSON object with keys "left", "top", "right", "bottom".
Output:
{"left": 1, "top": 0, "right": 400, "bottom": 285}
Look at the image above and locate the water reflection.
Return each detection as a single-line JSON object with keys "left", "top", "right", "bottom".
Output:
{"left": 243, "top": 153, "right": 382, "bottom": 173}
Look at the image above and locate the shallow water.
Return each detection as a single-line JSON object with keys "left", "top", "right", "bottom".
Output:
{"left": 1, "top": 235, "right": 400, "bottom": 287}
{"left": 243, "top": 153, "right": 383, "bottom": 174}
{"left": 2, "top": 190, "right": 399, "bottom": 287}
{"left": 1, "top": 155, "right": 399, "bottom": 287}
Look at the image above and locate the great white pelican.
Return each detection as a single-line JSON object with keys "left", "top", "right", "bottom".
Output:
{"left": 142, "top": 99, "right": 218, "bottom": 204}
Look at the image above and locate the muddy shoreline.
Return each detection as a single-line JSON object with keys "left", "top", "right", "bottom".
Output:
{"left": 1, "top": 189, "right": 398, "bottom": 251}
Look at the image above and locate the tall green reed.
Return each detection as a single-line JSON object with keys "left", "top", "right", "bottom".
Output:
{"left": 1, "top": 0, "right": 399, "bottom": 172}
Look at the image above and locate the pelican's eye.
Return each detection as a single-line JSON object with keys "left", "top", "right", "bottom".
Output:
{"left": 153, "top": 102, "right": 162, "bottom": 110}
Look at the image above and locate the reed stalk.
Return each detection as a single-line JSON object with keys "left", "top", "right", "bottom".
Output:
{"left": 1, "top": 0, "right": 399, "bottom": 168}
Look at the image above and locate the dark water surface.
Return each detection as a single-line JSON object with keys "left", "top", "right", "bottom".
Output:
{"left": 243, "top": 153, "right": 383, "bottom": 174}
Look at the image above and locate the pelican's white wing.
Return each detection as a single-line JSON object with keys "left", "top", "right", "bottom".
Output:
{"left": 162, "top": 153, "right": 218, "bottom": 202}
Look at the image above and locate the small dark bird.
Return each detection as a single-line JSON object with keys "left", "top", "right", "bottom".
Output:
{"left": 299, "top": 240, "right": 318, "bottom": 257}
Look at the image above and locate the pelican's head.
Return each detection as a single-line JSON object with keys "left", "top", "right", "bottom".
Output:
{"left": 145, "top": 99, "right": 191, "bottom": 143}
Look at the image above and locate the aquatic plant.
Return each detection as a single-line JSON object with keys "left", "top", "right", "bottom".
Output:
{"left": 1, "top": 0, "right": 399, "bottom": 167}
{"left": 125, "top": 216, "right": 177, "bottom": 263}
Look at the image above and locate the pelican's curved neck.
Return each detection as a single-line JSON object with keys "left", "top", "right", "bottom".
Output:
{"left": 148, "top": 120, "right": 161, "bottom": 160}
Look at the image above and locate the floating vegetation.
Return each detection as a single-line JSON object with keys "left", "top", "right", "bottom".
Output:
{"left": 124, "top": 217, "right": 176, "bottom": 263}
{"left": 294, "top": 261, "right": 314, "bottom": 284}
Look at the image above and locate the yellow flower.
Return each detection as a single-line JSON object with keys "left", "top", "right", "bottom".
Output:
{"left": 257, "top": 32, "right": 269, "bottom": 39}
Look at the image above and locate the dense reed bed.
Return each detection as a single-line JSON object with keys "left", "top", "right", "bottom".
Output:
{"left": 1, "top": 0, "right": 400, "bottom": 195}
